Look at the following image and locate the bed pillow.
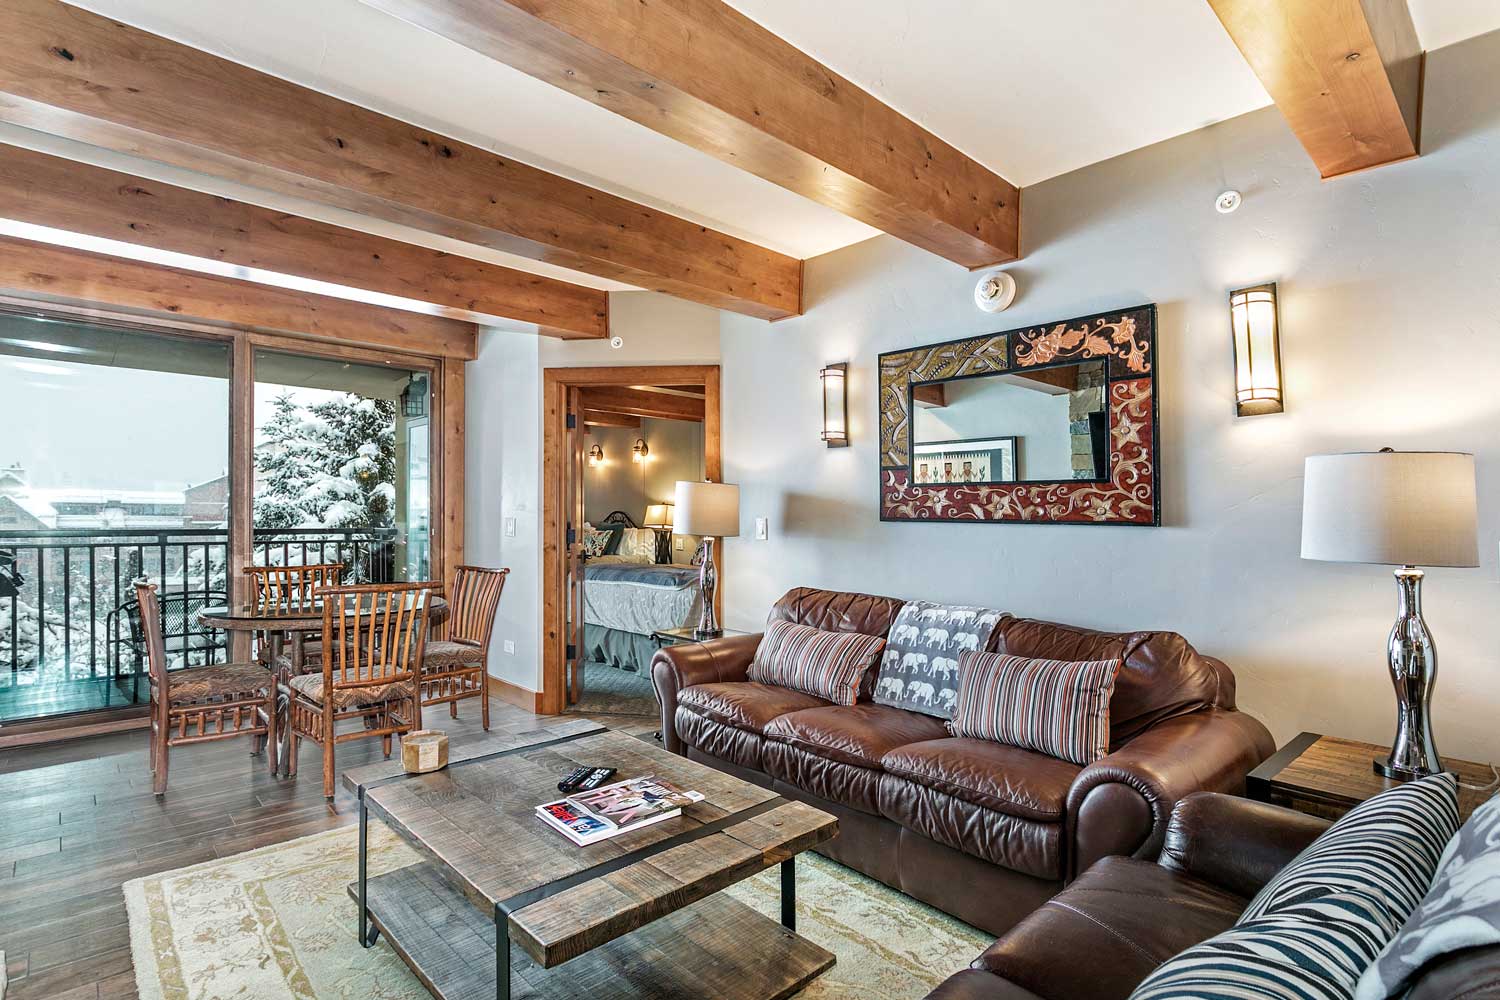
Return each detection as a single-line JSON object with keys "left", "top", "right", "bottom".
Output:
{"left": 599, "top": 522, "right": 627, "bottom": 555}
{"left": 949, "top": 650, "right": 1118, "bottom": 765}
{"left": 747, "top": 619, "right": 885, "bottom": 706}
{"left": 873, "top": 601, "right": 1004, "bottom": 719}
{"left": 580, "top": 523, "right": 611, "bottom": 559}
{"left": 615, "top": 527, "right": 657, "bottom": 564}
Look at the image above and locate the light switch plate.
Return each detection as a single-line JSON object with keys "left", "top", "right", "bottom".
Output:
{"left": 503, "top": 517, "right": 516, "bottom": 537}
{"left": 755, "top": 517, "right": 768, "bottom": 540}
{"left": 503, "top": 640, "right": 515, "bottom": 655}
{"left": 675, "top": 537, "right": 685, "bottom": 551}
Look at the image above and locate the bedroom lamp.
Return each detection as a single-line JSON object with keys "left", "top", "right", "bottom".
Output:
{"left": 1301, "top": 449, "right": 1478, "bottom": 780}
{"left": 644, "top": 502, "right": 674, "bottom": 564}
{"left": 674, "top": 480, "right": 739, "bottom": 639}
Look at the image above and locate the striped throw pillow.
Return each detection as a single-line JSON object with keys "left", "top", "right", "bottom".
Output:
{"left": 747, "top": 619, "right": 885, "bottom": 706}
{"left": 1131, "top": 774, "right": 1460, "bottom": 1000}
{"left": 1241, "top": 771, "right": 1459, "bottom": 922}
{"left": 949, "top": 651, "right": 1118, "bottom": 765}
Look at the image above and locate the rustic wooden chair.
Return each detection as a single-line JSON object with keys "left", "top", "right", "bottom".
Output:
{"left": 419, "top": 565, "right": 509, "bottom": 730}
{"left": 136, "top": 581, "right": 276, "bottom": 796}
{"left": 282, "top": 581, "right": 434, "bottom": 798}
{"left": 244, "top": 562, "right": 344, "bottom": 613}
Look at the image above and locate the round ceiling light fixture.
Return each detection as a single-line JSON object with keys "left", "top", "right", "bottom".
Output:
{"left": 1215, "top": 189, "right": 1243, "bottom": 214}
{"left": 974, "top": 269, "right": 1017, "bottom": 313}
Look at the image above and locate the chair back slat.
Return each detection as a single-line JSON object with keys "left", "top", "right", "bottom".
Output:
{"left": 320, "top": 581, "right": 434, "bottom": 693}
{"left": 133, "top": 579, "right": 170, "bottom": 688}
{"left": 244, "top": 563, "right": 344, "bottom": 613}
{"left": 448, "top": 565, "right": 510, "bottom": 647}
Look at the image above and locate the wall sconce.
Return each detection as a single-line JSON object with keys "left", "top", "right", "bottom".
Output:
{"left": 587, "top": 443, "right": 604, "bottom": 467}
{"left": 632, "top": 438, "right": 650, "bottom": 463}
{"left": 820, "top": 362, "right": 849, "bottom": 447}
{"left": 1229, "top": 282, "right": 1284, "bottom": 416}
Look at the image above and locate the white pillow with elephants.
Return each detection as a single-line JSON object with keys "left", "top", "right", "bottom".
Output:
{"left": 872, "top": 601, "right": 1004, "bottom": 719}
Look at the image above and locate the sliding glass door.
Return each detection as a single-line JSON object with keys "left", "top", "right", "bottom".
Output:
{"left": 0, "top": 312, "right": 230, "bottom": 722}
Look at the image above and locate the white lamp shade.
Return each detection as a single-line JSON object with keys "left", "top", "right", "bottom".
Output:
{"left": 643, "top": 503, "right": 674, "bottom": 528}
{"left": 673, "top": 481, "right": 739, "bottom": 537}
{"left": 1301, "top": 451, "right": 1478, "bottom": 567}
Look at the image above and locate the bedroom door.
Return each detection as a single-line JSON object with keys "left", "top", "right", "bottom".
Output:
{"left": 565, "top": 386, "right": 587, "bottom": 705}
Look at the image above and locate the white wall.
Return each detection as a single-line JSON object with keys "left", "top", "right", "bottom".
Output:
{"left": 466, "top": 291, "right": 720, "bottom": 691}
{"left": 719, "top": 31, "right": 1500, "bottom": 762}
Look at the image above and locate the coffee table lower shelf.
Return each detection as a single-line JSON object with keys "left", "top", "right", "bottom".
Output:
{"left": 350, "top": 861, "right": 835, "bottom": 1000}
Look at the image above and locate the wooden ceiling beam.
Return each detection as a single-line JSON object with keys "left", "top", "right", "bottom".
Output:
{"left": 1208, "top": 0, "right": 1423, "bottom": 178}
{"left": 579, "top": 386, "right": 704, "bottom": 422}
{"left": 0, "top": 0, "right": 801, "bottom": 320}
{"left": 364, "top": 0, "right": 1020, "bottom": 267}
{"left": 0, "top": 143, "right": 607, "bottom": 339}
{"left": 581, "top": 410, "right": 642, "bottom": 428}
{"left": 0, "top": 235, "right": 477, "bottom": 359}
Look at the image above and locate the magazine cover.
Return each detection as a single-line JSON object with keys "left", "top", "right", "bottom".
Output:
{"left": 534, "top": 775, "right": 704, "bottom": 846}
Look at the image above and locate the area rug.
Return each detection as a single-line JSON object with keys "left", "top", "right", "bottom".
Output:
{"left": 124, "top": 824, "right": 988, "bottom": 999}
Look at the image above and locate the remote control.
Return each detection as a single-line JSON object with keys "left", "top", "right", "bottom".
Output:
{"left": 557, "top": 766, "right": 592, "bottom": 792}
{"left": 575, "top": 767, "right": 617, "bottom": 791}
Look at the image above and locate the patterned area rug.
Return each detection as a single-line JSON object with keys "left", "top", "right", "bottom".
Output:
{"left": 125, "top": 824, "right": 988, "bottom": 999}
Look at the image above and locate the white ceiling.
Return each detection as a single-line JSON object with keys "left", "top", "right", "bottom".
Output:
{"left": 37, "top": 0, "right": 1500, "bottom": 293}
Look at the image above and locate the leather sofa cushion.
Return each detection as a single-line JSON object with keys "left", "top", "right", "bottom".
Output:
{"left": 764, "top": 704, "right": 949, "bottom": 769}
{"left": 880, "top": 738, "right": 1079, "bottom": 822}
{"left": 973, "top": 855, "right": 1246, "bottom": 1000}
{"left": 676, "top": 681, "right": 830, "bottom": 734}
{"left": 764, "top": 741, "right": 888, "bottom": 815}
{"left": 878, "top": 772, "right": 1063, "bottom": 879}
{"left": 994, "top": 616, "right": 1229, "bottom": 745}
{"left": 675, "top": 707, "right": 772, "bottom": 773}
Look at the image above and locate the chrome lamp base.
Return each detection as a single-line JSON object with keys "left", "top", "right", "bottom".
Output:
{"left": 1375, "top": 566, "right": 1451, "bottom": 781}
{"left": 692, "top": 538, "right": 722, "bottom": 640}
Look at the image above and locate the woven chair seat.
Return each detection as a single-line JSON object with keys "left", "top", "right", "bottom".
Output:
{"left": 167, "top": 663, "right": 274, "bottom": 705}
{"left": 421, "top": 639, "right": 485, "bottom": 672}
{"left": 286, "top": 669, "right": 414, "bottom": 709}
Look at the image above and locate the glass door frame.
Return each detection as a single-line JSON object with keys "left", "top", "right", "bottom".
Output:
{"left": 0, "top": 299, "right": 454, "bottom": 730}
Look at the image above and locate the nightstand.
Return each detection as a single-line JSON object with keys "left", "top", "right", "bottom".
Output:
{"left": 1248, "top": 731, "right": 1498, "bottom": 823}
{"left": 650, "top": 625, "right": 752, "bottom": 649}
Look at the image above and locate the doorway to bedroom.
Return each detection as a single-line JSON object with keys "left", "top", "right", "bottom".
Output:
{"left": 541, "top": 365, "right": 722, "bottom": 719}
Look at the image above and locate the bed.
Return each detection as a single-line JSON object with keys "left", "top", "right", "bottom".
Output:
{"left": 579, "top": 511, "right": 703, "bottom": 675}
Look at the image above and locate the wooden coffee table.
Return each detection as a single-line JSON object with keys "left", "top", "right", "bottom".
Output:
{"left": 343, "top": 719, "right": 837, "bottom": 1000}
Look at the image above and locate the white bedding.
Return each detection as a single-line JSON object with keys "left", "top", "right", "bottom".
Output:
{"left": 582, "top": 562, "right": 702, "bottom": 635}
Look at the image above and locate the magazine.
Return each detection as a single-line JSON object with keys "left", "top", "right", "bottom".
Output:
{"left": 535, "top": 775, "right": 704, "bottom": 846}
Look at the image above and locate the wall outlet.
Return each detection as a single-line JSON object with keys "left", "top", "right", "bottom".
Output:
{"left": 675, "top": 536, "right": 685, "bottom": 551}
{"left": 503, "top": 516, "right": 516, "bottom": 537}
{"left": 503, "top": 640, "right": 515, "bottom": 655}
{"left": 754, "top": 517, "right": 768, "bottom": 540}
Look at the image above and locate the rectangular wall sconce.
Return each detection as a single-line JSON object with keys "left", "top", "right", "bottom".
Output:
{"left": 1229, "top": 282, "right": 1284, "bottom": 416}
{"left": 820, "top": 362, "right": 849, "bottom": 447}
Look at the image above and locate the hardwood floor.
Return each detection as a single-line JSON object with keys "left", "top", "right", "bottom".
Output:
{"left": 0, "top": 700, "right": 654, "bottom": 999}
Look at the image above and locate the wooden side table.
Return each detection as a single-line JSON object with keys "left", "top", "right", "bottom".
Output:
{"left": 1248, "top": 731, "right": 1499, "bottom": 823}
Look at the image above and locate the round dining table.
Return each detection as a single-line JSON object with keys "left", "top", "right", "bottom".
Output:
{"left": 198, "top": 595, "right": 449, "bottom": 775}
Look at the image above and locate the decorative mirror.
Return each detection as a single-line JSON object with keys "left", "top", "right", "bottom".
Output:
{"left": 879, "top": 304, "right": 1159, "bottom": 526}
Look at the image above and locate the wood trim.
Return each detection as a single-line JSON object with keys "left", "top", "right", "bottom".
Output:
{"left": 0, "top": 709, "right": 148, "bottom": 750}
{"left": 0, "top": 234, "right": 478, "bottom": 359}
{"left": 540, "top": 365, "right": 722, "bottom": 715}
{"left": 366, "top": 0, "right": 1020, "bottom": 267}
{"left": 0, "top": 0, "right": 801, "bottom": 320}
{"left": 439, "top": 356, "right": 466, "bottom": 598}
{"left": 0, "top": 143, "right": 608, "bottom": 339}
{"left": 1208, "top": 0, "right": 1423, "bottom": 178}
{"left": 581, "top": 410, "right": 641, "bottom": 428}
{"left": 577, "top": 385, "right": 705, "bottom": 422}
{"left": 228, "top": 335, "right": 255, "bottom": 662}
{"left": 484, "top": 673, "right": 544, "bottom": 714}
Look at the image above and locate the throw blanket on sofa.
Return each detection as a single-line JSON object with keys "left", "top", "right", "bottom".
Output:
{"left": 873, "top": 600, "right": 1003, "bottom": 719}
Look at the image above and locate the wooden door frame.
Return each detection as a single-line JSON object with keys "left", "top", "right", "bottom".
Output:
{"left": 540, "top": 365, "right": 722, "bottom": 716}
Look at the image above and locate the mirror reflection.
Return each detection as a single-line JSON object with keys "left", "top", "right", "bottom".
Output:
{"left": 911, "top": 360, "right": 1110, "bottom": 484}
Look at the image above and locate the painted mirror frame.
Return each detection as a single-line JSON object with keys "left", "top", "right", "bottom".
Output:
{"left": 879, "top": 303, "right": 1160, "bottom": 526}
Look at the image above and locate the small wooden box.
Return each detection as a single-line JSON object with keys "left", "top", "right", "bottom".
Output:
{"left": 402, "top": 730, "right": 449, "bottom": 774}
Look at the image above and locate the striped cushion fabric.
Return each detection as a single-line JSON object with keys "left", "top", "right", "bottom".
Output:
{"left": 1241, "top": 772, "right": 1459, "bottom": 922}
{"left": 949, "top": 651, "right": 1119, "bottom": 765}
{"left": 746, "top": 619, "right": 885, "bottom": 706}
{"left": 1129, "top": 773, "right": 1460, "bottom": 1000}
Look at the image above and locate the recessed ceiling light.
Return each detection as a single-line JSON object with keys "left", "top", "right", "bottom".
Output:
{"left": 1216, "top": 190, "right": 1243, "bottom": 214}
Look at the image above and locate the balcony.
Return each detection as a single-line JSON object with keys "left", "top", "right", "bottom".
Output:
{"left": 0, "top": 526, "right": 398, "bottom": 723}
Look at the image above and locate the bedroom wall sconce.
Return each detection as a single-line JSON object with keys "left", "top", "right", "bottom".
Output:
{"left": 1229, "top": 282, "right": 1284, "bottom": 416}
{"left": 821, "top": 362, "right": 849, "bottom": 447}
{"left": 631, "top": 438, "right": 650, "bottom": 463}
{"left": 587, "top": 443, "right": 604, "bottom": 468}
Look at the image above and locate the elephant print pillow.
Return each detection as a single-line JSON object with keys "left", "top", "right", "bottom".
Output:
{"left": 872, "top": 601, "right": 1003, "bottom": 719}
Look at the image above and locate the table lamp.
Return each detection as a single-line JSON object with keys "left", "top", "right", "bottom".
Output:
{"left": 643, "top": 502, "right": 674, "bottom": 564}
{"left": 1300, "top": 449, "right": 1478, "bottom": 779}
{"left": 673, "top": 480, "right": 739, "bottom": 639}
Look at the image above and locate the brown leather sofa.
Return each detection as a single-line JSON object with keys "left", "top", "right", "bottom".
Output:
{"left": 924, "top": 793, "right": 1500, "bottom": 1000}
{"left": 651, "top": 587, "right": 1275, "bottom": 935}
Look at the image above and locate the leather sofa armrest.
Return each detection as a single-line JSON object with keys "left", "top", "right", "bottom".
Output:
{"left": 1065, "top": 708, "right": 1276, "bottom": 880}
{"left": 650, "top": 633, "right": 762, "bottom": 754}
{"left": 922, "top": 970, "right": 1048, "bottom": 1000}
{"left": 1158, "top": 792, "right": 1330, "bottom": 898}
